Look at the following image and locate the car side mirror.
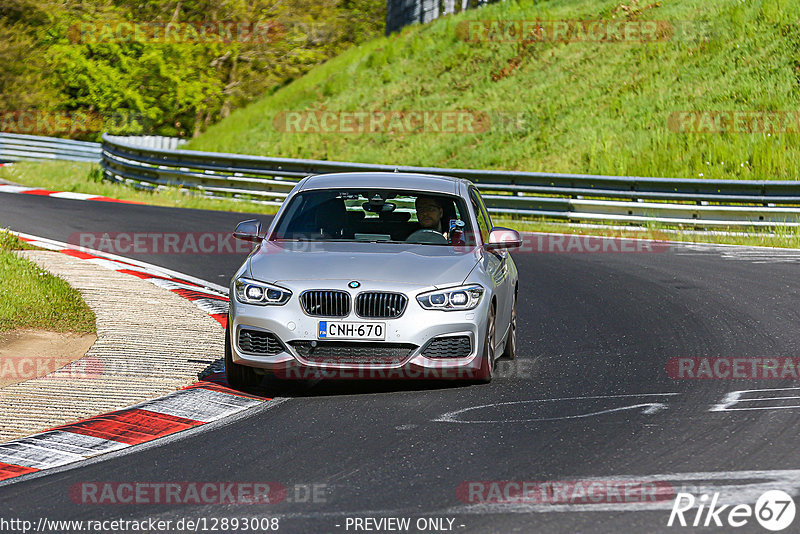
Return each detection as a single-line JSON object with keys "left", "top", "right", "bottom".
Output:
{"left": 485, "top": 227, "right": 522, "bottom": 250}
{"left": 233, "top": 219, "right": 263, "bottom": 242}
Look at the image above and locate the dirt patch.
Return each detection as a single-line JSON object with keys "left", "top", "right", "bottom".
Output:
{"left": 0, "top": 329, "right": 97, "bottom": 388}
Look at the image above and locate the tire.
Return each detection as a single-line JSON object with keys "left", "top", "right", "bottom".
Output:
{"left": 224, "top": 321, "right": 261, "bottom": 390}
{"left": 474, "top": 304, "right": 496, "bottom": 383}
{"left": 501, "top": 293, "right": 517, "bottom": 361}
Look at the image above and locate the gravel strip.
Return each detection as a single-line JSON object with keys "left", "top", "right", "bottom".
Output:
{"left": 0, "top": 251, "right": 224, "bottom": 442}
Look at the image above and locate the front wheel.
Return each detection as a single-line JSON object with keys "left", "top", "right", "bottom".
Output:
{"left": 225, "top": 322, "right": 261, "bottom": 390}
{"left": 474, "top": 305, "right": 496, "bottom": 383}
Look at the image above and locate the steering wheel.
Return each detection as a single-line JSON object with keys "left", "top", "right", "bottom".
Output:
{"left": 405, "top": 229, "right": 448, "bottom": 244}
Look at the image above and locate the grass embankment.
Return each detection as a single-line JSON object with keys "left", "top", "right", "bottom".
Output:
{"left": 0, "top": 231, "right": 96, "bottom": 338}
{"left": 187, "top": 0, "right": 800, "bottom": 180}
{"left": 180, "top": 0, "right": 800, "bottom": 247}
{"left": 0, "top": 162, "right": 279, "bottom": 215}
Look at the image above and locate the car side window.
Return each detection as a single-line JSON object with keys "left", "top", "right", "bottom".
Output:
{"left": 469, "top": 188, "right": 490, "bottom": 243}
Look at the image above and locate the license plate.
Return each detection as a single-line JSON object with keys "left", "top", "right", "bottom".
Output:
{"left": 318, "top": 321, "right": 386, "bottom": 340}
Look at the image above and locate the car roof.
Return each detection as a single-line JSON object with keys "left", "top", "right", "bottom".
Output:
{"left": 298, "top": 172, "right": 469, "bottom": 195}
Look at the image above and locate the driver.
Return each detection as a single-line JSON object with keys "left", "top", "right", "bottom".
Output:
{"left": 414, "top": 196, "right": 448, "bottom": 239}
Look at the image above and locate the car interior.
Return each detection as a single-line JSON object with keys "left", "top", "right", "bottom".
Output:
{"left": 274, "top": 190, "right": 474, "bottom": 244}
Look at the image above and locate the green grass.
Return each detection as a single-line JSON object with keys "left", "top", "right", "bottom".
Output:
{"left": 0, "top": 161, "right": 279, "bottom": 215}
{"left": 185, "top": 0, "right": 800, "bottom": 181}
{"left": 0, "top": 231, "right": 96, "bottom": 338}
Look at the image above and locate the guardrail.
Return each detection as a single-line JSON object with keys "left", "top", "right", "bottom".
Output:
{"left": 0, "top": 133, "right": 101, "bottom": 163}
{"left": 105, "top": 135, "right": 187, "bottom": 151}
{"left": 0, "top": 133, "right": 187, "bottom": 163}
{"left": 100, "top": 134, "right": 800, "bottom": 227}
{"left": 3, "top": 132, "right": 799, "bottom": 226}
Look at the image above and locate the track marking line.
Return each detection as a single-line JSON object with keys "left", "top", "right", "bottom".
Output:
{"left": 434, "top": 393, "right": 679, "bottom": 423}
{"left": 711, "top": 387, "right": 800, "bottom": 412}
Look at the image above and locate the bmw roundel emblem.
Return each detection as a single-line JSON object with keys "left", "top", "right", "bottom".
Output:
{"left": 348, "top": 281, "right": 360, "bottom": 289}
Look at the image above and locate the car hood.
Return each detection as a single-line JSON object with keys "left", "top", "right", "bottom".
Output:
{"left": 247, "top": 240, "right": 481, "bottom": 288}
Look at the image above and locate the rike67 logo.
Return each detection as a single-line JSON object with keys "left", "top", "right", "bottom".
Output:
{"left": 668, "top": 490, "right": 796, "bottom": 531}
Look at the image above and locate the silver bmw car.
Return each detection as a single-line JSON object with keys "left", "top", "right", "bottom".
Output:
{"left": 225, "top": 172, "right": 521, "bottom": 388}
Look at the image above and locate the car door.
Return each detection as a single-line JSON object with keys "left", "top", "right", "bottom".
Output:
{"left": 469, "top": 187, "right": 511, "bottom": 345}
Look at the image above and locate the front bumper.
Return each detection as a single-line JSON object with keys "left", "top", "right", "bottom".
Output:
{"left": 228, "top": 281, "right": 490, "bottom": 380}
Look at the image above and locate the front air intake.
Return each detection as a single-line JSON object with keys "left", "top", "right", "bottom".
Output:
{"left": 355, "top": 292, "right": 407, "bottom": 319}
{"left": 238, "top": 329, "right": 285, "bottom": 355}
{"left": 300, "top": 290, "right": 351, "bottom": 317}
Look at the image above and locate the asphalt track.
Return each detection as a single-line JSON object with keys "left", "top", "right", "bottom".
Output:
{"left": 3, "top": 193, "right": 800, "bottom": 533}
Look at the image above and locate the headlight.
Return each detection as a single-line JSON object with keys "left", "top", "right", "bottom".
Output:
{"left": 417, "top": 285, "right": 484, "bottom": 311}
{"left": 235, "top": 278, "right": 291, "bottom": 306}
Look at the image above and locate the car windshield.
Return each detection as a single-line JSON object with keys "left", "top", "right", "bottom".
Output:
{"left": 270, "top": 189, "right": 477, "bottom": 245}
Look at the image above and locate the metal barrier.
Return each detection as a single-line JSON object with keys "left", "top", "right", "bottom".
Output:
{"left": 3, "top": 132, "right": 799, "bottom": 226}
{"left": 105, "top": 135, "right": 187, "bottom": 151}
{"left": 0, "top": 133, "right": 187, "bottom": 163}
{"left": 100, "top": 134, "right": 800, "bottom": 226}
{"left": 0, "top": 133, "right": 101, "bottom": 163}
